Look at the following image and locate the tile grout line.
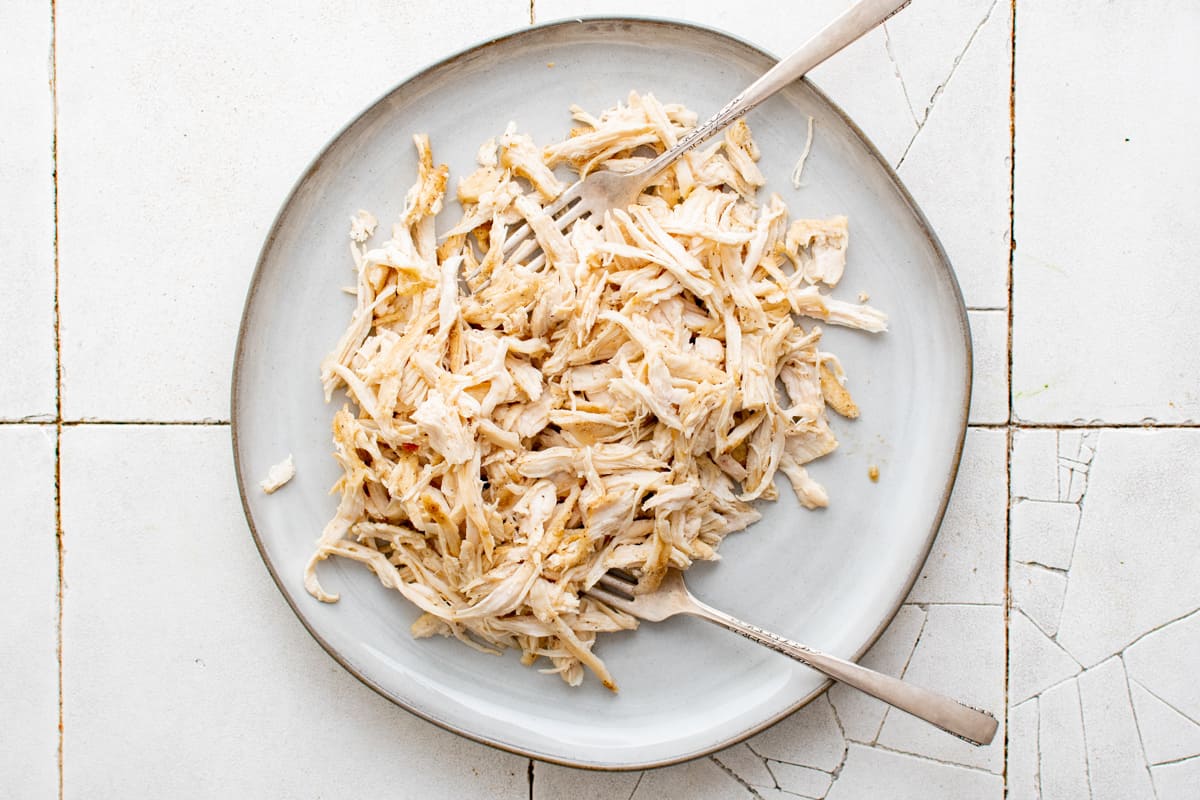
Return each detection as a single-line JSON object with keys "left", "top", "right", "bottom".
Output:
{"left": 979, "top": 421, "right": 1200, "bottom": 429}
{"left": 50, "top": 0, "right": 64, "bottom": 796}
{"left": 1003, "top": 0, "right": 1017, "bottom": 795}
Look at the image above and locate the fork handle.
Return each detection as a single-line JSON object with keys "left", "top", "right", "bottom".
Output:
{"left": 688, "top": 602, "right": 998, "bottom": 746}
{"left": 635, "top": 0, "right": 911, "bottom": 184}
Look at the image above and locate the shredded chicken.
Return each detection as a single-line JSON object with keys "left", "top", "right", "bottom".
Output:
{"left": 791, "top": 115, "right": 815, "bottom": 189}
{"left": 260, "top": 454, "right": 296, "bottom": 494}
{"left": 307, "top": 92, "right": 887, "bottom": 691}
{"left": 349, "top": 209, "right": 378, "bottom": 243}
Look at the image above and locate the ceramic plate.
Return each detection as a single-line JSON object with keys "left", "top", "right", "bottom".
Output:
{"left": 232, "top": 17, "right": 970, "bottom": 770}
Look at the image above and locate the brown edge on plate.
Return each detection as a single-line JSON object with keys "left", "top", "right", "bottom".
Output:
{"left": 230, "top": 15, "right": 973, "bottom": 772}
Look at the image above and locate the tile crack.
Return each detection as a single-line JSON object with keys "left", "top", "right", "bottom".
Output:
{"left": 1117, "top": 606, "right": 1200, "bottom": 664}
{"left": 882, "top": 22, "right": 919, "bottom": 127}
{"left": 824, "top": 694, "right": 850, "bottom": 779}
{"left": 709, "top": 754, "right": 764, "bottom": 798}
{"left": 1016, "top": 559, "right": 1068, "bottom": 575}
{"left": 1120, "top": 658, "right": 1160, "bottom": 797}
{"left": 895, "top": 0, "right": 1001, "bottom": 170}
{"left": 867, "top": 742, "right": 1001, "bottom": 775}
{"left": 1127, "top": 675, "right": 1200, "bottom": 729}
{"left": 1033, "top": 695, "right": 1043, "bottom": 797}
{"left": 1148, "top": 753, "right": 1200, "bottom": 769}
{"left": 873, "top": 605, "right": 929, "bottom": 743}
{"left": 1076, "top": 680, "right": 1094, "bottom": 798}
{"left": 625, "top": 770, "right": 644, "bottom": 800}
{"left": 761, "top": 759, "right": 783, "bottom": 791}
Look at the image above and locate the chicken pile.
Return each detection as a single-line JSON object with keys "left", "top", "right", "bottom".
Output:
{"left": 307, "top": 93, "right": 886, "bottom": 690}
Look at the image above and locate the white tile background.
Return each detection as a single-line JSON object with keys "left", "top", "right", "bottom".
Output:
{"left": 4, "top": 0, "right": 1199, "bottom": 797}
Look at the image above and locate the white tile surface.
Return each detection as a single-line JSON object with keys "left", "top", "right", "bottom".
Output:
{"left": 905, "top": 428, "right": 1006, "bottom": 604}
{"left": 56, "top": 0, "right": 530, "bottom": 421}
{"left": 766, "top": 761, "right": 832, "bottom": 798}
{"left": 746, "top": 694, "right": 845, "bottom": 772}
{"left": 1006, "top": 699, "right": 1038, "bottom": 800}
{"left": 1152, "top": 756, "right": 1200, "bottom": 800}
{"left": 875, "top": 605, "right": 1005, "bottom": 773}
{"left": 881, "top": 0, "right": 996, "bottom": 127}
{"left": 1078, "top": 657, "right": 1156, "bottom": 800}
{"left": 0, "top": 426, "right": 59, "bottom": 798}
{"left": 1058, "top": 428, "right": 1099, "bottom": 503}
{"left": 895, "top": 0, "right": 1011, "bottom": 309}
{"left": 1128, "top": 679, "right": 1200, "bottom": 766}
{"left": 532, "top": 764, "right": 642, "bottom": 800}
{"left": 61, "top": 425, "right": 528, "bottom": 798}
{"left": 1123, "top": 610, "right": 1200, "bottom": 725}
{"left": 629, "top": 757, "right": 752, "bottom": 800}
{"left": 0, "top": 1, "right": 57, "bottom": 420}
{"left": 1055, "top": 431, "right": 1200, "bottom": 667}
{"left": 754, "top": 789, "right": 809, "bottom": 800}
{"left": 825, "top": 743, "right": 1002, "bottom": 799}
{"left": 827, "top": 604, "right": 926, "bottom": 743}
{"left": 967, "top": 310, "right": 1008, "bottom": 424}
{"left": 1010, "top": 561, "right": 1067, "bottom": 637}
{"left": 1013, "top": 0, "right": 1200, "bottom": 423}
{"left": 1008, "top": 609, "right": 1080, "bottom": 707}
{"left": 1009, "top": 428, "right": 1059, "bottom": 501}
{"left": 1010, "top": 498, "right": 1079, "bottom": 571}
{"left": 1007, "top": 429, "right": 1200, "bottom": 794}
{"left": 1037, "top": 678, "right": 1089, "bottom": 800}
{"left": 712, "top": 743, "right": 774, "bottom": 789}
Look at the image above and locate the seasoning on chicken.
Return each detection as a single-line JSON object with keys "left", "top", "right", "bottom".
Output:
{"left": 307, "top": 92, "right": 887, "bottom": 690}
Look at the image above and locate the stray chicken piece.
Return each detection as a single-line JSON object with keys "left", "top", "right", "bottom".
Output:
{"left": 868, "top": 465, "right": 880, "bottom": 482}
{"left": 260, "top": 454, "right": 296, "bottom": 494}
{"left": 790, "top": 115, "right": 815, "bottom": 188}
{"left": 309, "top": 92, "right": 887, "bottom": 690}
{"left": 819, "top": 363, "right": 860, "bottom": 419}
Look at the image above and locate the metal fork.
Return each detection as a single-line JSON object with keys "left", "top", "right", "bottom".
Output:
{"left": 587, "top": 569, "right": 998, "bottom": 746}
{"left": 500, "top": 0, "right": 912, "bottom": 269}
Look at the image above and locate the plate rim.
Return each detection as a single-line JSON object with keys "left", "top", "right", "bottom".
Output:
{"left": 230, "top": 14, "right": 973, "bottom": 771}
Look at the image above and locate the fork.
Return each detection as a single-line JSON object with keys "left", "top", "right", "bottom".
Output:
{"left": 500, "top": 0, "right": 913, "bottom": 270}
{"left": 587, "top": 569, "right": 999, "bottom": 746}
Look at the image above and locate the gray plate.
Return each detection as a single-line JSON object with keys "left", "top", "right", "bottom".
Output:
{"left": 232, "top": 17, "right": 970, "bottom": 770}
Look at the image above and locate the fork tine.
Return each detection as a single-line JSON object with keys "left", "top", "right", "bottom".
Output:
{"left": 607, "top": 568, "right": 639, "bottom": 584}
{"left": 598, "top": 573, "right": 636, "bottom": 596}
{"left": 500, "top": 185, "right": 575, "bottom": 256}
{"left": 500, "top": 221, "right": 533, "bottom": 258}
{"left": 542, "top": 183, "right": 580, "bottom": 218}
{"left": 501, "top": 186, "right": 589, "bottom": 267}
{"left": 552, "top": 199, "right": 590, "bottom": 233}
{"left": 506, "top": 233, "right": 541, "bottom": 267}
{"left": 584, "top": 585, "right": 638, "bottom": 615}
